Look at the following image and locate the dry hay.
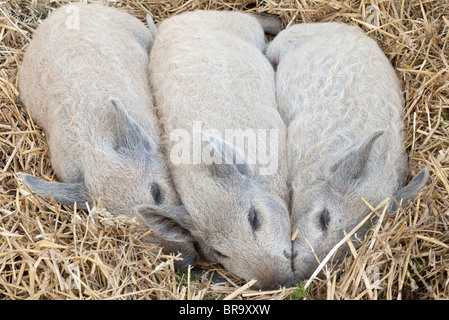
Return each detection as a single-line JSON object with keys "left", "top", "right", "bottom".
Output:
{"left": 0, "top": 0, "right": 448, "bottom": 300}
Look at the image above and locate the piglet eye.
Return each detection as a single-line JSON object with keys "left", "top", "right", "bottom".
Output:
{"left": 248, "top": 207, "right": 261, "bottom": 232}
{"left": 151, "top": 183, "right": 163, "bottom": 205}
{"left": 213, "top": 249, "right": 228, "bottom": 259}
{"left": 319, "top": 209, "right": 331, "bottom": 231}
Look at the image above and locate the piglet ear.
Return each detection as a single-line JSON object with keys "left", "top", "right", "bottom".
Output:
{"left": 109, "top": 98, "right": 158, "bottom": 155}
{"left": 325, "top": 130, "right": 384, "bottom": 182}
{"left": 20, "top": 173, "right": 90, "bottom": 209}
{"left": 134, "top": 204, "right": 195, "bottom": 243}
{"left": 200, "top": 131, "right": 254, "bottom": 179}
{"left": 145, "top": 14, "right": 157, "bottom": 39}
{"left": 388, "top": 168, "right": 429, "bottom": 211}
{"left": 248, "top": 12, "right": 283, "bottom": 36}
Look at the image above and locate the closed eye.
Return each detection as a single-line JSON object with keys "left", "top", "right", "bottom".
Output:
{"left": 319, "top": 209, "right": 331, "bottom": 231}
{"left": 151, "top": 183, "right": 163, "bottom": 205}
{"left": 248, "top": 207, "right": 262, "bottom": 232}
{"left": 213, "top": 249, "right": 228, "bottom": 259}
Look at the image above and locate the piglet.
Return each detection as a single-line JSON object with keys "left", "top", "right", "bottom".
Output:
{"left": 266, "top": 22, "right": 428, "bottom": 280}
{"left": 18, "top": 3, "right": 197, "bottom": 270}
{"left": 139, "top": 10, "right": 295, "bottom": 290}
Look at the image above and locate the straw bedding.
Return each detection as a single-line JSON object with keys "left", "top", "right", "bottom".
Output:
{"left": 0, "top": 0, "right": 448, "bottom": 300}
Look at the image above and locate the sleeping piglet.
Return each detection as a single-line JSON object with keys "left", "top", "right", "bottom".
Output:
{"left": 266, "top": 22, "right": 429, "bottom": 280}
{"left": 18, "top": 3, "right": 197, "bottom": 270}
{"left": 140, "top": 10, "right": 295, "bottom": 290}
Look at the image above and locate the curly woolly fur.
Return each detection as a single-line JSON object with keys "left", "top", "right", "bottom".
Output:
{"left": 18, "top": 3, "right": 197, "bottom": 271}
{"left": 266, "top": 22, "right": 429, "bottom": 281}
{"left": 144, "top": 10, "right": 295, "bottom": 290}
{"left": 2, "top": 0, "right": 444, "bottom": 300}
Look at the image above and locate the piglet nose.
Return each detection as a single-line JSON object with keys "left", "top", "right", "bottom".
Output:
{"left": 252, "top": 276, "right": 298, "bottom": 290}
{"left": 252, "top": 270, "right": 298, "bottom": 290}
{"left": 251, "top": 279, "right": 278, "bottom": 291}
{"left": 282, "top": 277, "right": 298, "bottom": 288}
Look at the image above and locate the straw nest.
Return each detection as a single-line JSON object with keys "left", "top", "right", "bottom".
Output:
{"left": 0, "top": 0, "right": 447, "bottom": 300}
